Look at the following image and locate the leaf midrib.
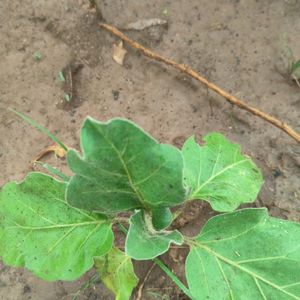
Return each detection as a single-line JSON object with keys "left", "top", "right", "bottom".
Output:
{"left": 7, "top": 185, "right": 103, "bottom": 230}
{"left": 8, "top": 220, "right": 104, "bottom": 230}
{"left": 195, "top": 243, "right": 300, "bottom": 300}
{"left": 92, "top": 124, "right": 146, "bottom": 207}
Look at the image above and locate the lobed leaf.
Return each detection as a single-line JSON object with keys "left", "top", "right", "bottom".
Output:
{"left": 182, "top": 134, "right": 263, "bottom": 212}
{"left": 0, "top": 173, "right": 113, "bottom": 281}
{"left": 125, "top": 210, "right": 183, "bottom": 260}
{"left": 66, "top": 117, "right": 185, "bottom": 213}
{"left": 95, "top": 247, "right": 138, "bottom": 300}
{"left": 186, "top": 208, "right": 300, "bottom": 300}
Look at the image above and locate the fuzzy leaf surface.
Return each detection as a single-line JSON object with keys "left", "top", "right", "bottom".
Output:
{"left": 0, "top": 173, "right": 113, "bottom": 281}
{"left": 182, "top": 134, "right": 263, "bottom": 212}
{"left": 67, "top": 117, "right": 185, "bottom": 213}
{"left": 186, "top": 208, "right": 300, "bottom": 300}
{"left": 95, "top": 247, "right": 138, "bottom": 300}
{"left": 152, "top": 207, "right": 173, "bottom": 230}
{"left": 126, "top": 211, "right": 183, "bottom": 260}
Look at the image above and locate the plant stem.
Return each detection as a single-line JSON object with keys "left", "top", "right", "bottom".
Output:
{"left": 117, "top": 223, "right": 192, "bottom": 299}
{"left": 152, "top": 257, "right": 192, "bottom": 299}
{"left": 34, "top": 161, "right": 70, "bottom": 182}
{"left": 117, "top": 223, "right": 129, "bottom": 234}
{"left": 114, "top": 217, "right": 129, "bottom": 223}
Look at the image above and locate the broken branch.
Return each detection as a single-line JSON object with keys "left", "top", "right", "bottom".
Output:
{"left": 99, "top": 23, "right": 300, "bottom": 143}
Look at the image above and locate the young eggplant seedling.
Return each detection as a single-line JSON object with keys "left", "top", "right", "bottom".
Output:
{"left": 0, "top": 113, "right": 299, "bottom": 300}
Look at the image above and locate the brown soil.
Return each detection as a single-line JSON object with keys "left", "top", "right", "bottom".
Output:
{"left": 0, "top": 1, "right": 299, "bottom": 299}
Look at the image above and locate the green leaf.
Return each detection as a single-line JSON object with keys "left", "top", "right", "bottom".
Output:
{"left": 125, "top": 210, "right": 183, "bottom": 260}
{"left": 95, "top": 247, "right": 138, "bottom": 300}
{"left": 58, "top": 70, "right": 66, "bottom": 82}
{"left": 10, "top": 109, "right": 68, "bottom": 151}
{"left": 182, "top": 134, "right": 263, "bottom": 212}
{"left": 64, "top": 93, "right": 71, "bottom": 102}
{"left": 33, "top": 51, "right": 42, "bottom": 61}
{"left": 186, "top": 208, "right": 300, "bottom": 300}
{"left": 0, "top": 172, "right": 113, "bottom": 281}
{"left": 291, "top": 59, "right": 300, "bottom": 74}
{"left": 66, "top": 117, "right": 185, "bottom": 213}
{"left": 152, "top": 207, "right": 173, "bottom": 230}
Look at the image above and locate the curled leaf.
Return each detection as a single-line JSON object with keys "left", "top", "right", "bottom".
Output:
{"left": 125, "top": 210, "right": 183, "bottom": 260}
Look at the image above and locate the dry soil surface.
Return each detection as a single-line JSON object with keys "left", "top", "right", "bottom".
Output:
{"left": 0, "top": 0, "right": 300, "bottom": 299}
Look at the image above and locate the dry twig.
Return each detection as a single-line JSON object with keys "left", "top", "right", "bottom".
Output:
{"left": 135, "top": 262, "right": 156, "bottom": 300}
{"left": 100, "top": 23, "right": 300, "bottom": 143}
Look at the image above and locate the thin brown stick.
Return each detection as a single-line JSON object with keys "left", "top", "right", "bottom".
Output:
{"left": 100, "top": 23, "right": 300, "bottom": 143}
{"left": 135, "top": 262, "right": 156, "bottom": 300}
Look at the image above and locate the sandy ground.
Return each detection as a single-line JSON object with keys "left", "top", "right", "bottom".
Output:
{"left": 0, "top": 0, "right": 299, "bottom": 299}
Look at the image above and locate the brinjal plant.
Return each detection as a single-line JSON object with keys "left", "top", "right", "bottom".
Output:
{"left": 1, "top": 113, "right": 300, "bottom": 300}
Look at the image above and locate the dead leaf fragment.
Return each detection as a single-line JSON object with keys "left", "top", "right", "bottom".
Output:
{"left": 32, "top": 143, "right": 67, "bottom": 164}
{"left": 125, "top": 18, "right": 167, "bottom": 31}
{"left": 113, "top": 41, "right": 127, "bottom": 65}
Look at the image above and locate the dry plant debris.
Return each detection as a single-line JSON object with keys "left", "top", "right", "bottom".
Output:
{"left": 100, "top": 23, "right": 300, "bottom": 143}
{"left": 113, "top": 41, "right": 127, "bottom": 65}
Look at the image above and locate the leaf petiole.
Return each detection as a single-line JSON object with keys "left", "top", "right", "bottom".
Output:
{"left": 117, "top": 223, "right": 192, "bottom": 299}
{"left": 152, "top": 258, "right": 192, "bottom": 299}
{"left": 34, "top": 161, "right": 70, "bottom": 182}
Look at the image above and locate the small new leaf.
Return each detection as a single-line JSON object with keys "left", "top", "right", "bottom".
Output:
{"left": 151, "top": 207, "right": 173, "bottom": 230}
{"left": 186, "top": 208, "right": 300, "bottom": 300}
{"left": 0, "top": 173, "right": 113, "bottom": 281}
{"left": 95, "top": 247, "right": 138, "bottom": 300}
{"left": 125, "top": 210, "right": 183, "bottom": 260}
{"left": 183, "top": 134, "right": 263, "bottom": 212}
{"left": 66, "top": 117, "right": 185, "bottom": 213}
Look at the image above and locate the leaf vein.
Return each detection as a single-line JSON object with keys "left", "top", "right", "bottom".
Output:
{"left": 254, "top": 277, "right": 268, "bottom": 300}
{"left": 215, "top": 257, "right": 235, "bottom": 300}
{"left": 191, "top": 159, "right": 250, "bottom": 198}
{"left": 197, "top": 244, "right": 300, "bottom": 300}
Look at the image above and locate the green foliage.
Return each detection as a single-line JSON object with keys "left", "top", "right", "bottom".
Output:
{"left": 33, "top": 51, "right": 42, "bottom": 61}
{"left": 186, "top": 208, "right": 300, "bottom": 299}
{"left": 151, "top": 207, "right": 173, "bottom": 230}
{"left": 9, "top": 109, "right": 68, "bottom": 151}
{"left": 0, "top": 173, "right": 113, "bottom": 281}
{"left": 182, "top": 134, "right": 263, "bottom": 212}
{"left": 58, "top": 70, "right": 66, "bottom": 82}
{"left": 291, "top": 59, "right": 300, "bottom": 74}
{"left": 1, "top": 115, "right": 299, "bottom": 300}
{"left": 95, "top": 247, "right": 138, "bottom": 300}
{"left": 66, "top": 117, "right": 185, "bottom": 213}
{"left": 279, "top": 37, "right": 300, "bottom": 83}
{"left": 125, "top": 211, "right": 183, "bottom": 260}
{"left": 291, "top": 59, "right": 300, "bottom": 86}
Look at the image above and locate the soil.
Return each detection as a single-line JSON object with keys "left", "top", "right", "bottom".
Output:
{"left": 0, "top": 0, "right": 299, "bottom": 299}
